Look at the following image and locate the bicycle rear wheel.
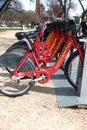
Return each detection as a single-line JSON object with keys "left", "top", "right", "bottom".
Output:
{"left": 64, "top": 51, "right": 83, "bottom": 89}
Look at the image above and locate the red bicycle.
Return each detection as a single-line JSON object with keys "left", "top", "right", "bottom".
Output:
{"left": 6, "top": 22, "right": 67, "bottom": 70}
{"left": 0, "top": 20, "right": 85, "bottom": 97}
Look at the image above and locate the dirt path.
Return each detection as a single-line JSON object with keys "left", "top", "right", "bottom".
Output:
{"left": 0, "top": 30, "right": 87, "bottom": 130}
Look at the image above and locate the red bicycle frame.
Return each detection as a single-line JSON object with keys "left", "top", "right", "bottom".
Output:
{"left": 13, "top": 33, "right": 84, "bottom": 84}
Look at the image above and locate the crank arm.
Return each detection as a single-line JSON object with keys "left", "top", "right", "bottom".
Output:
{"left": 11, "top": 76, "right": 24, "bottom": 81}
{"left": 11, "top": 75, "right": 44, "bottom": 82}
{"left": 32, "top": 76, "right": 44, "bottom": 83}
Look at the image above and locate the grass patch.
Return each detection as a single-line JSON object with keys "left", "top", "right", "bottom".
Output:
{"left": 0, "top": 27, "right": 22, "bottom": 32}
{"left": 0, "top": 28, "right": 8, "bottom": 32}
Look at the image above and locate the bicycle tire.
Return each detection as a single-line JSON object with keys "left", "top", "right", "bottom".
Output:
{"left": 0, "top": 57, "right": 36, "bottom": 97}
{"left": 64, "top": 51, "right": 83, "bottom": 89}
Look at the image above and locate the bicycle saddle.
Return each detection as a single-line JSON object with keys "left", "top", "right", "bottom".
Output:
{"left": 15, "top": 31, "right": 39, "bottom": 40}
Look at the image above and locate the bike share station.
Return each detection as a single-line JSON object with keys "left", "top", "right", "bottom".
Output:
{"left": 52, "top": 39, "right": 87, "bottom": 108}
{"left": 1, "top": 0, "right": 87, "bottom": 107}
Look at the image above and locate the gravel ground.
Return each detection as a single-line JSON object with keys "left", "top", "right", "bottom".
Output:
{"left": 0, "top": 30, "right": 87, "bottom": 130}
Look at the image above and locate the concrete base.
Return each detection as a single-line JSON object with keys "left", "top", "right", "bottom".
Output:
{"left": 52, "top": 69, "right": 87, "bottom": 108}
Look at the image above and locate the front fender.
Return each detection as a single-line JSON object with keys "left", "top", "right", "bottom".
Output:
{"left": 0, "top": 52, "right": 36, "bottom": 72}
{"left": 0, "top": 52, "right": 23, "bottom": 68}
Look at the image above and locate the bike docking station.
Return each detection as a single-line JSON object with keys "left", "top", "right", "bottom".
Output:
{"left": 52, "top": 41, "right": 87, "bottom": 108}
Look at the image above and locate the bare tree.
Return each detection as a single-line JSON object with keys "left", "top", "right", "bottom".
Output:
{"left": 0, "top": 0, "right": 24, "bottom": 21}
{"left": 9, "top": 0, "right": 24, "bottom": 12}
{"left": 78, "top": 0, "right": 85, "bottom": 12}
{"left": 46, "top": 0, "right": 75, "bottom": 20}
{"left": 0, "top": 0, "right": 12, "bottom": 20}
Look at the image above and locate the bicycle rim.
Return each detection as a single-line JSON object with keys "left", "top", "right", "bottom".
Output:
{"left": 0, "top": 67, "right": 34, "bottom": 97}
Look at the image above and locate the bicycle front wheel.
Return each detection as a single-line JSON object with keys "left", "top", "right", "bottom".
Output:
{"left": 64, "top": 51, "right": 83, "bottom": 89}
{"left": 0, "top": 59, "right": 36, "bottom": 97}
